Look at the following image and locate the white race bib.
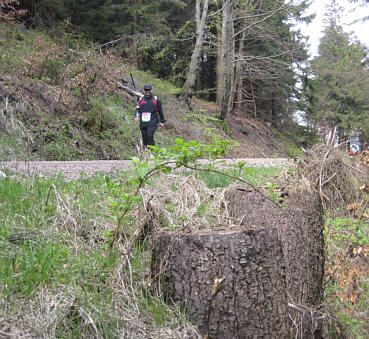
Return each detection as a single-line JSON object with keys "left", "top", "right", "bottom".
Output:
{"left": 142, "top": 112, "right": 151, "bottom": 122}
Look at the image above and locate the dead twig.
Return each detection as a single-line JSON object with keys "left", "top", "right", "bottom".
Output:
{"left": 319, "top": 142, "right": 347, "bottom": 204}
{"left": 44, "top": 184, "right": 79, "bottom": 250}
{"left": 321, "top": 172, "right": 337, "bottom": 187}
{"left": 7, "top": 231, "right": 44, "bottom": 243}
{"left": 203, "top": 277, "right": 226, "bottom": 339}
{"left": 342, "top": 161, "right": 367, "bottom": 175}
{"left": 358, "top": 198, "right": 369, "bottom": 220}
{"left": 44, "top": 184, "right": 78, "bottom": 230}
{"left": 78, "top": 306, "right": 102, "bottom": 339}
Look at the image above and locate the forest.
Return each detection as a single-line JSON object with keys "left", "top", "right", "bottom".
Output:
{"left": 2, "top": 0, "right": 369, "bottom": 150}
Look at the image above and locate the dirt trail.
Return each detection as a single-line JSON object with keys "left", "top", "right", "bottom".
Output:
{"left": 0, "top": 158, "right": 293, "bottom": 180}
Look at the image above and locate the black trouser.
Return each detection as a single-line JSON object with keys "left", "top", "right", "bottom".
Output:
{"left": 140, "top": 124, "right": 157, "bottom": 147}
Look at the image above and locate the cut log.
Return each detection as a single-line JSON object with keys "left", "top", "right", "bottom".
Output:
{"left": 151, "top": 228, "right": 290, "bottom": 338}
{"left": 224, "top": 186, "right": 324, "bottom": 305}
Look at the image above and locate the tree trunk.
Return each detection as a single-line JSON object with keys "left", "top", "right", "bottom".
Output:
{"left": 183, "top": 0, "right": 209, "bottom": 98}
{"left": 151, "top": 228, "right": 289, "bottom": 338}
{"left": 151, "top": 186, "right": 325, "bottom": 338}
{"left": 218, "top": 0, "right": 234, "bottom": 121}
{"left": 216, "top": 28, "right": 222, "bottom": 106}
{"left": 234, "top": 30, "right": 246, "bottom": 114}
{"left": 224, "top": 186, "right": 325, "bottom": 338}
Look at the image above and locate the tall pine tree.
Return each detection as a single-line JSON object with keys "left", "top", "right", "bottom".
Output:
{"left": 309, "top": 1, "right": 369, "bottom": 148}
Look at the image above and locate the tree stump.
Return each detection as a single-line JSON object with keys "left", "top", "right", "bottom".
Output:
{"left": 224, "top": 186, "right": 325, "bottom": 338}
{"left": 151, "top": 186, "right": 324, "bottom": 338}
{"left": 151, "top": 228, "right": 290, "bottom": 338}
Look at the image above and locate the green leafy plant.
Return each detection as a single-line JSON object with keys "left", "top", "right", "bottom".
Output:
{"left": 262, "top": 181, "right": 286, "bottom": 207}
{"left": 106, "top": 138, "right": 285, "bottom": 251}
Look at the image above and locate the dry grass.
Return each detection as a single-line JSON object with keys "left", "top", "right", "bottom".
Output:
{"left": 296, "top": 144, "right": 363, "bottom": 215}
{"left": 292, "top": 144, "right": 369, "bottom": 338}
{"left": 134, "top": 173, "right": 242, "bottom": 236}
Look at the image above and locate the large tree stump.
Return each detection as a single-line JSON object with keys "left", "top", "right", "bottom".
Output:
{"left": 151, "top": 186, "right": 325, "bottom": 338}
{"left": 224, "top": 186, "right": 325, "bottom": 338}
{"left": 151, "top": 228, "right": 290, "bottom": 338}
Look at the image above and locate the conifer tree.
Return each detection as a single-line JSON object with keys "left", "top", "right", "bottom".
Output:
{"left": 309, "top": 1, "right": 369, "bottom": 148}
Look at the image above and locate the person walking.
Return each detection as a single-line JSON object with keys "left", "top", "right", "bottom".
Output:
{"left": 134, "top": 84, "right": 165, "bottom": 152}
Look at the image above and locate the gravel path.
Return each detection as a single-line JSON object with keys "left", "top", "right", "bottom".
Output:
{"left": 0, "top": 158, "right": 293, "bottom": 180}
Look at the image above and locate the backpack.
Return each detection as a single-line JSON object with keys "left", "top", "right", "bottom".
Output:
{"left": 138, "top": 96, "right": 158, "bottom": 116}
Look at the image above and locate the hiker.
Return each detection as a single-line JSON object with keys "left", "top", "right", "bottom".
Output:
{"left": 134, "top": 84, "right": 165, "bottom": 151}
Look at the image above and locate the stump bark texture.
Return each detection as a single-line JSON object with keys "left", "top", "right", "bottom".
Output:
{"left": 225, "top": 187, "right": 325, "bottom": 337}
{"left": 151, "top": 229, "right": 289, "bottom": 338}
{"left": 151, "top": 186, "right": 325, "bottom": 338}
{"left": 225, "top": 187, "right": 325, "bottom": 305}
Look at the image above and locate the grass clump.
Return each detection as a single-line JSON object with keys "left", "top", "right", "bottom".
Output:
{"left": 196, "top": 166, "right": 281, "bottom": 189}
{"left": 0, "top": 170, "right": 203, "bottom": 337}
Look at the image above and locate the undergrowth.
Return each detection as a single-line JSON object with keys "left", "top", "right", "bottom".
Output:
{"left": 0, "top": 21, "right": 294, "bottom": 161}
{"left": 1, "top": 20, "right": 366, "bottom": 338}
{"left": 1, "top": 143, "right": 368, "bottom": 337}
{"left": 0, "top": 156, "right": 281, "bottom": 337}
{"left": 0, "top": 22, "right": 238, "bottom": 161}
{"left": 324, "top": 215, "right": 369, "bottom": 338}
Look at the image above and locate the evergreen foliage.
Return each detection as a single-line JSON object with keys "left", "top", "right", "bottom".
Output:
{"left": 17, "top": 0, "right": 190, "bottom": 42}
{"left": 309, "top": 16, "right": 369, "bottom": 148}
{"left": 234, "top": 0, "right": 310, "bottom": 126}
{"left": 17, "top": 0, "right": 72, "bottom": 27}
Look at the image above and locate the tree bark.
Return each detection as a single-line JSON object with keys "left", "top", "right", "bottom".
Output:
{"left": 183, "top": 0, "right": 209, "bottom": 98}
{"left": 234, "top": 30, "right": 246, "bottom": 114}
{"left": 224, "top": 186, "right": 325, "bottom": 338}
{"left": 216, "top": 27, "right": 222, "bottom": 106}
{"left": 151, "top": 186, "right": 325, "bottom": 338}
{"left": 218, "top": 0, "right": 235, "bottom": 121}
{"left": 151, "top": 228, "right": 289, "bottom": 338}
{"left": 271, "top": 89, "right": 276, "bottom": 126}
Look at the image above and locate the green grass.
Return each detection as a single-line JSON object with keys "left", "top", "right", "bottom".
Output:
{"left": 0, "top": 169, "right": 202, "bottom": 337}
{"left": 186, "top": 166, "right": 282, "bottom": 189}
{"left": 0, "top": 174, "right": 112, "bottom": 298}
{"left": 0, "top": 161, "right": 285, "bottom": 337}
{"left": 324, "top": 216, "right": 369, "bottom": 338}
{"left": 0, "top": 132, "right": 28, "bottom": 161}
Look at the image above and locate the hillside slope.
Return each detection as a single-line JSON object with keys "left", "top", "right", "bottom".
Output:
{"left": 0, "top": 23, "right": 296, "bottom": 161}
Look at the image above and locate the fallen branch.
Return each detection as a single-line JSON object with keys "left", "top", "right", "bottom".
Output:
{"left": 359, "top": 198, "right": 369, "bottom": 220}
{"left": 321, "top": 172, "right": 337, "bottom": 186}
{"left": 117, "top": 80, "right": 143, "bottom": 98}
{"left": 318, "top": 142, "right": 348, "bottom": 207}
{"left": 7, "top": 231, "right": 44, "bottom": 243}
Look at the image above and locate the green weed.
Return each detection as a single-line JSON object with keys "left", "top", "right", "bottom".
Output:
{"left": 192, "top": 166, "right": 281, "bottom": 189}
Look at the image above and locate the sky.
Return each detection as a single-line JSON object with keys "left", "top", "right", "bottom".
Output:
{"left": 294, "top": 0, "right": 369, "bottom": 57}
